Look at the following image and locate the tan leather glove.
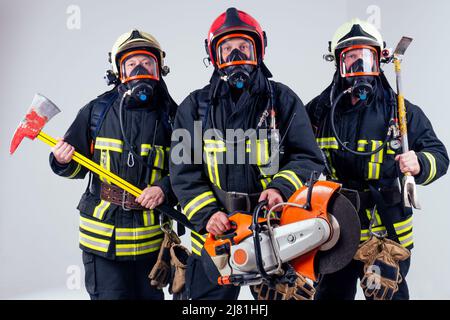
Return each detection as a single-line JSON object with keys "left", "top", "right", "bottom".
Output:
{"left": 148, "top": 230, "right": 180, "bottom": 289}
{"left": 169, "top": 244, "right": 191, "bottom": 295}
{"left": 355, "top": 236, "right": 410, "bottom": 300}
{"left": 251, "top": 273, "right": 315, "bottom": 300}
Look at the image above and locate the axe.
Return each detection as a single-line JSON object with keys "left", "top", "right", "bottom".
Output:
{"left": 393, "top": 37, "right": 421, "bottom": 209}
{"left": 10, "top": 93, "right": 195, "bottom": 229}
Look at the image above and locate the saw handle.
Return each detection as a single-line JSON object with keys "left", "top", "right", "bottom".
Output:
{"left": 214, "top": 221, "right": 238, "bottom": 240}
{"left": 252, "top": 201, "right": 271, "bottom": 280}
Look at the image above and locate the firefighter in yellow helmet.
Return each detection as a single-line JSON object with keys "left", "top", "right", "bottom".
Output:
{"left": 306, "top": 19, "right": 448, "bottom": 300}
{"left": 49, "top": 30, "right": 178, "bottom": 299}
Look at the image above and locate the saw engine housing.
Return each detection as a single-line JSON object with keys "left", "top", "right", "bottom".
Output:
{"left": 202, "top": 181, "right": 361, "bottom": 286}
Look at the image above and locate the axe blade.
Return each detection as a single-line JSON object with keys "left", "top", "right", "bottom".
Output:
{"left": 10, "top": 93, "right": 61, "bottom": 154}
{"left": 394, "top": 36, "right": 413, "bottom": 56}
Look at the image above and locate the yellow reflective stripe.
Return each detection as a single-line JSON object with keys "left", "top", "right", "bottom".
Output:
{"left": 371, "top": 226, "right": 387, "bottom": 233}
{"left": 357, "top": 140, "right": 369, "bottom": 152}
{"left": 96, "top": 137, "right": 124, "bottom": 144}
{"left": 246, "top": 140, "right": 251, "bottom": 152}
{"left": 204, "top": 150, "right": 221, "bottom": 188}
{"left": 387, "top": 146, "right": 396, "bottom": 155}
{"left": 79, "top": 231, "right": 110, "bottom": 253}
{"left": 316, "top": 137, "right": 339, "bottom": 150}
{"left": 142, "top": 210, "right": 155, "bottom": 226}
{"left": 93, "top": 200, "right": 111, "bottom": 220}
{"left": 204, "top": 140, "right": 226, "bottom": 152}
{"left": 260, "top": 177, "right": 272, "bottom": 190}
{"left": 370, "top": 141, "right": 384, "bottom": 164}
{"left": 394, "top": 216, "right": 413, "bottom": 228}
{"left": 116, "top": 225, "right": 163, "bottom": 240}
{"left": 204, "top": 140, "right": 226, "bottom": 145}
{"left": 67, "top": 163, "right": 82, "bottom": 179}
{"left": 191, "top": 230, "right": 206, "bottom": 241}
{"left": 368, "top": 162, "right": 380, "bottom": 180}
{"left": 184, "top": 191, "right": 217, "bottom": 220}
{"left": 116, "top": 230, "right": 163, "bottom": 241}
{"left": 116, "top": 237, "right": 163, "bottom": 256}
{"left": 191, "top": 237, "right": 203, "bottom": 250}
{"left": 398, "top": 231, "right": 414, "bottom": 248}
{"left": 67, "top": 163, "right": 81, "bottom": 179}
{"left": 422, "top": 152, "right": 437, "bottom": 185}
{"left": 150, "top": 169, "right": 162, "bottom": 184}
{"left": 191, "top": 233, "right": 205, "bottom": 256}
{"left": 153, "top": 146, "right": 164, "bottom": 170}
{"left": 80, "top": 216, "right": 114, "bottom": 237}
{"left": 360, "top": 229, "right": 370, "bottom": 241}
{"left": 141, "top": 144, "right": 151, "bottom": 156}
{"left": 365, "top": 208, "right": 382, "bottom": 226}
{"left": 256, "top": 140, "right": 269, "bottom": 166}
{"left": 95, "top": 137, "right": 123, "bottom": 153}
{"left": 98, "top": 150, "right": 111, "bottom": 183}
{"left": 273, "top": 170, "right": 303, "bottom": 190}
{"left": 394, "top": 216, "right": 413, "bottom": 235}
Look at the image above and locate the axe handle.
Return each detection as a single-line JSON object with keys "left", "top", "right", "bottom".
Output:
{"left": 37, "top": 131, "right": 143, "bottom": 197}
{"left": 394, "top": 58, "right": 411, "bottom": 177}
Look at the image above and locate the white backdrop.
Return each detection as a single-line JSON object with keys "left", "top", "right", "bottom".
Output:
{"left": 0, "top": 0, "right": 449, "bottom": 299}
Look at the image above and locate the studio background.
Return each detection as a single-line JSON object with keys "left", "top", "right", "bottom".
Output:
{"left": 1, "top": 0, "right": 448, "bottom": 299}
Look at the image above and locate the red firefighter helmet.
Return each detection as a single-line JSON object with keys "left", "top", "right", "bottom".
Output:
{"left": 205, "top": 7, "right": 267, "bottom": 68}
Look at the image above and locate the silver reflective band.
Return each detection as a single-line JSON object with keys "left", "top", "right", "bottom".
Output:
{"left": 79, "top": 232, "right": 110, "bottom": 253}
{"left": 116, "top": 238, "right": 163, "bottom": 256}
{"left": 80, "top": 217, "right": 114, "bottom": 237}
{"left": 116, "top": 226, "right": 162, "bottom": 240}
{"left": 95, "top": 138, "right": 124, "bottom": 152}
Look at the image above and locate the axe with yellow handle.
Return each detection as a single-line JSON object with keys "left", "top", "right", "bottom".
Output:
{"left": 393, "top": 37, "right": 421, "bottom": 209}
{"left": 10, "top": 93, "right": 194, "bottom": 228}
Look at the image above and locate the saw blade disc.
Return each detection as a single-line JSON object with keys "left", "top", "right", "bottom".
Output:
{"left": 315, "top": 192, "right": 361, "bottom": 275}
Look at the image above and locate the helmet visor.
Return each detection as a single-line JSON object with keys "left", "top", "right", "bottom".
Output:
{"left": 340, "top": 45, "right": 380, "bottom": 78}
{"left": 216, "top": 34, "right": 257, "bottom": 69}
{"left": 119, "top": 50, "right": 159, "bottom": 83}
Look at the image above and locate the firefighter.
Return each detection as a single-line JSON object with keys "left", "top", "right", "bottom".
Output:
{"left": 169, "top": 7, "right": 324, "bottom": 300}
{"left": 49, "top": 30, "right": 177, "bottom": 299}
{"left": 306, "top": 19, "right": 449, "bottom": 300}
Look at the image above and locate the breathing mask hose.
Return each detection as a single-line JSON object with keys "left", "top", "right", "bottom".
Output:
{"left": 119, "top": 92, "right": 158, "bottom": 170}
{"left": 330, "top": 88, "right": 391, "bottom": 156}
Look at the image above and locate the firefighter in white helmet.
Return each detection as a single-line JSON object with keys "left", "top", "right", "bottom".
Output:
{"left": 306, "top": 19, "right": 448, "bottom": 300}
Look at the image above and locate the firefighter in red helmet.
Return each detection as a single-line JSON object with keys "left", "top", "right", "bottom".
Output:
{"left": 170, "top": 8, "right": 324, "bottom": 300}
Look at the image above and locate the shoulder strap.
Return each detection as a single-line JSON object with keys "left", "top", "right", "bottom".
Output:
{"left": 90, "top": 88, "right": 119, "bottom": 140}
{"left": 197, "top": 89, "right": 212, "bottom": 131}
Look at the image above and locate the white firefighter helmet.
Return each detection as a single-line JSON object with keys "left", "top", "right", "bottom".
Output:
{"left": 329, "top": 18, "right": 384, "bottom": 60}
{"left": 109, "top": 29, "right": 169, "bottom": 77}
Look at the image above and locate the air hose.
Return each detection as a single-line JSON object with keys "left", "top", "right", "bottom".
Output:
{"left": 329, "top": 88, "right": 393, "bottom": 157}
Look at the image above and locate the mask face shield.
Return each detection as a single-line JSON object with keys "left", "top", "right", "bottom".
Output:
{"left": 339, "top": 45, "right": 380, "bottom": 78}
{"left": 216, "top": 34, "right": 257, "bottom": 69}
{"left": 119, "top": 50, "right": 160, "bottom": 83}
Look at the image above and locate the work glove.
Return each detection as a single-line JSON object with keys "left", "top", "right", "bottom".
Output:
{"left": 354, "top": 236, "right": 410, "bottom": 300}
{"left": 251, "top": 272, "right": 315, "bottom": 300}
{"left": 148, "top": 229, "right": 180, "bottom": 289}
{"left": 169, "top": 243, "right": 191, "bottom": 297}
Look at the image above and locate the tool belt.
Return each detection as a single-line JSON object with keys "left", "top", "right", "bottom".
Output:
{"left": 212, "top": 185, "right": 260, "bottom": 213}
{"left": 100, "top": 182, "right": 146, "bottom": 211}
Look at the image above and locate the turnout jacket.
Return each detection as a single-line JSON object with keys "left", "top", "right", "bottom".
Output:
{"left": 50, "top": 85, "right": 176, "bottom": 261}
{"left": 306, "top": 75, "right": 449, "bottom": 249}
{"left": 170, "top": 70, "right": 324, "bottom": 256}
